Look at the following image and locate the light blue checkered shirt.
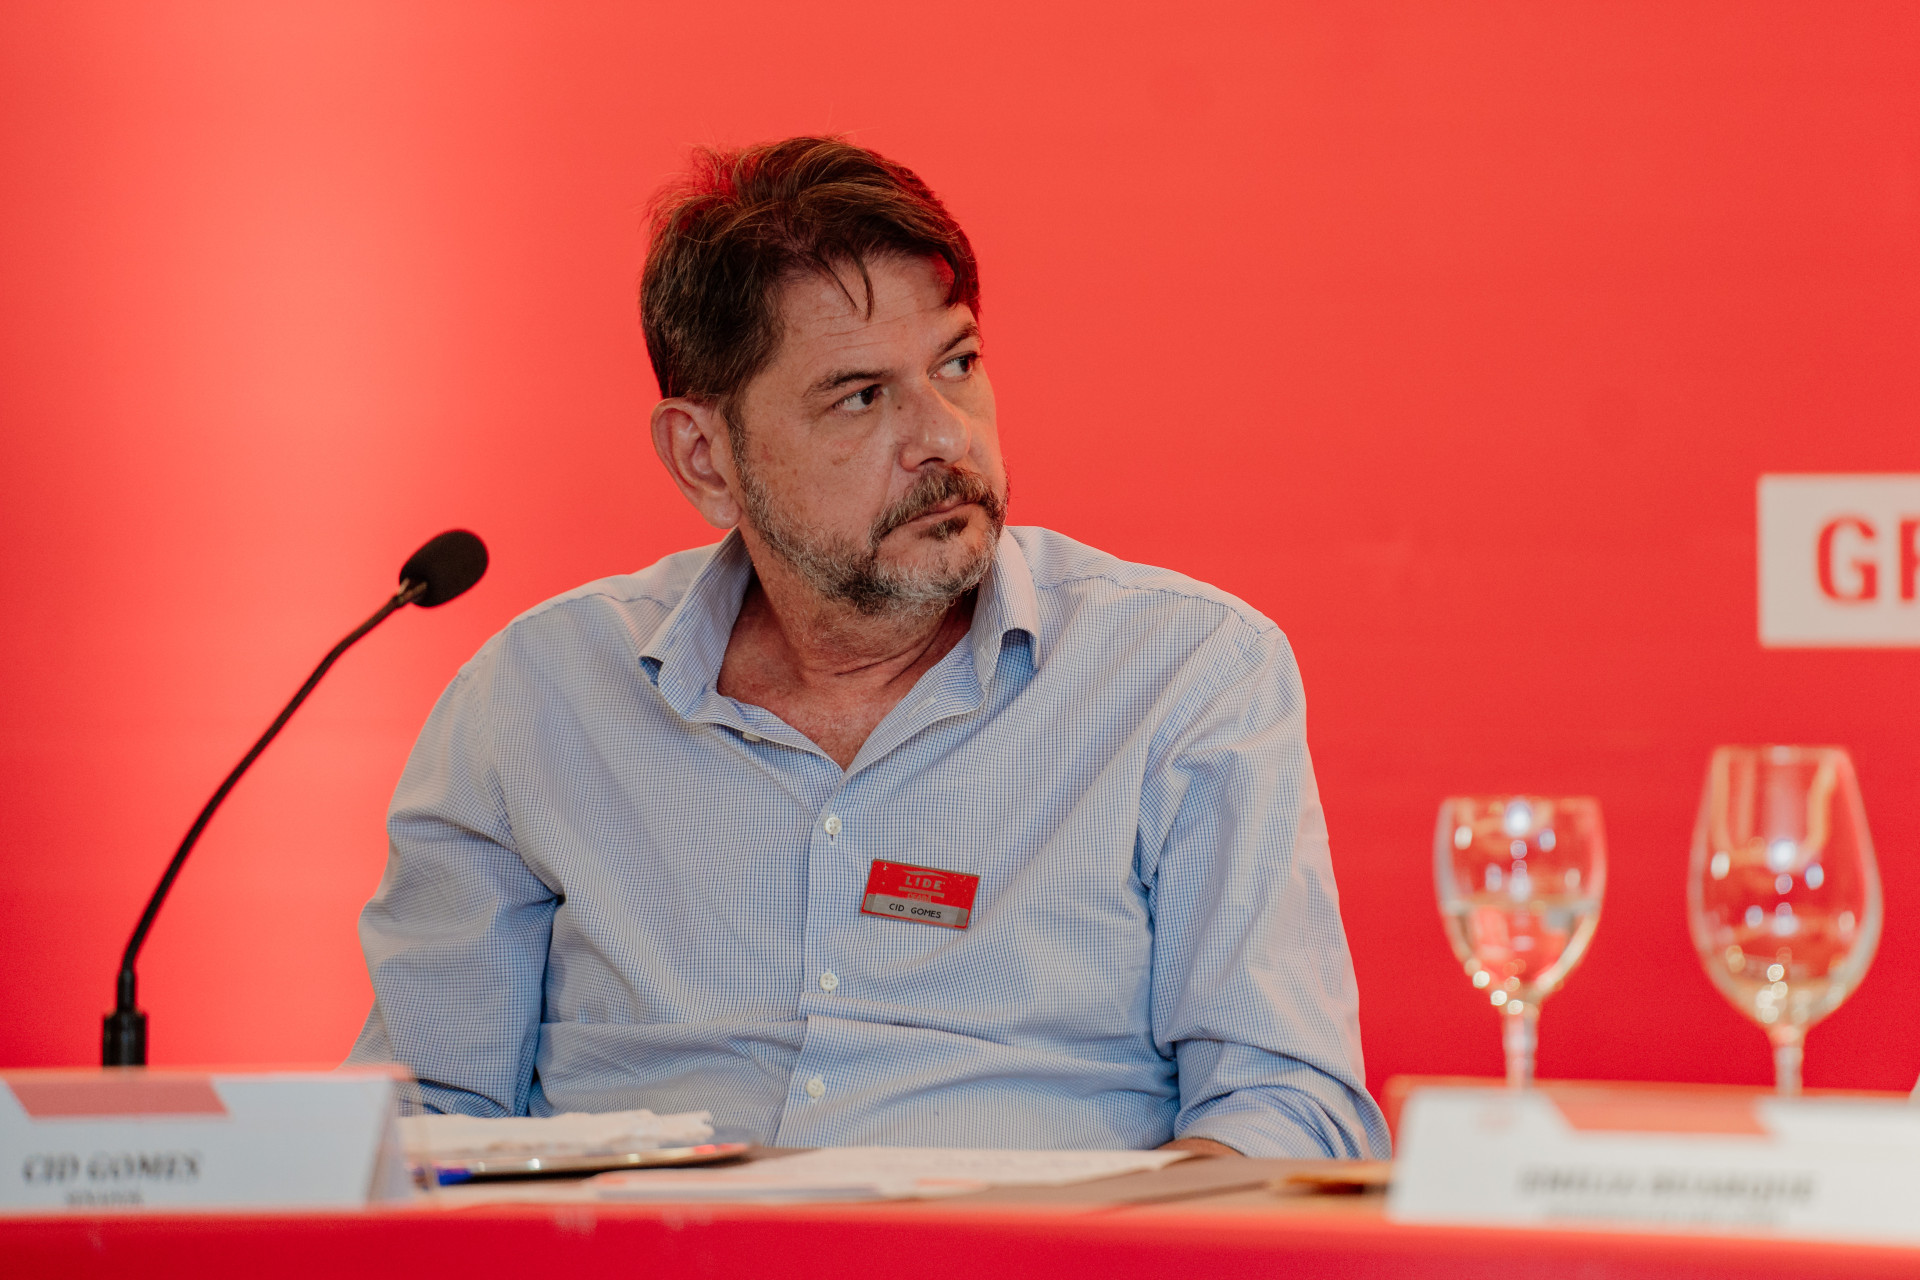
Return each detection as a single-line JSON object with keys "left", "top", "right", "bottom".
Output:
{"left": 349, "top": 526, "right": 1389, "bottom": 1158}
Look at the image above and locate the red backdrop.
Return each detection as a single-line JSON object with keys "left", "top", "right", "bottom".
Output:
{"left": 3, "top": 2, "right": 1917, "bottom": 1102}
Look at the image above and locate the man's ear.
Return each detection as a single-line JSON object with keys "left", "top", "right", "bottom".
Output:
{"left": 651, "top": 397, "right": 743, "bottom": 530}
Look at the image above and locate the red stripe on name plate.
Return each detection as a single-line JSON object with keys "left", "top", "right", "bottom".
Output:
{"left": 2, "top": 1071, "right": 228, "bottom": 1118}
{"left": 1546, "top": 1087, "right": 1767, "bottom": 1137}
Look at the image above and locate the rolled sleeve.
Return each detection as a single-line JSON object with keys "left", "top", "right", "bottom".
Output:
{"left": 1142, "top": 623, "right": 1390, "bottom": 1158}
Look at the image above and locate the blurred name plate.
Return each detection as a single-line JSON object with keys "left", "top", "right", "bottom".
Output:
{"left": 1390, "top": 1085, "right": 1920, "bottom": 1242}
{"left": 1, "top": 1069, "right": 411, "bottom": 1213}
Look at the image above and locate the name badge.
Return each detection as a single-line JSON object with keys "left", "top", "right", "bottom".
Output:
{"left": 861, "top": 860, "right": 979, "bottom": 930}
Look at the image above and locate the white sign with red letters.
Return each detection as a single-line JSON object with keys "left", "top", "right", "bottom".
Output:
{"left": 1758, "top": 474, "right": 1920, "bottom": 648}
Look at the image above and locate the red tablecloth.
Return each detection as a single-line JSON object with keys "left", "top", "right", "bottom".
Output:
{"left": 5, "top": 1199, "right": 1918, "bottom": 1279}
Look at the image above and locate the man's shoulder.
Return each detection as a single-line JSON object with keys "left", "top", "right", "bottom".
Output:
{"left": 1011, "top": 525, "right": 1282, "bottom": 654}
{"left": 464, "top": 541, "right": 721, "bottom": 673}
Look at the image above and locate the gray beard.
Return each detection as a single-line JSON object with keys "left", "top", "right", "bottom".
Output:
{"left": 736, "top": 457, "right": 1007, "bottom": 617}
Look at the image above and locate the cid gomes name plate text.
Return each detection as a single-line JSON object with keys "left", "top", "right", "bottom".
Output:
{"left": 1, "top": 1068, "right": 411, "bottom": 1213}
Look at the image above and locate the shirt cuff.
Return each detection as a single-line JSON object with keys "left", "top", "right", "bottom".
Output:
{"left": 1175, "top": 1084, "right": 1390, "bottom": 1159}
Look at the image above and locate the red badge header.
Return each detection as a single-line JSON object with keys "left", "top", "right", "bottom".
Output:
{"left": 861, "top": 860, "right": 980, "bottom": 930}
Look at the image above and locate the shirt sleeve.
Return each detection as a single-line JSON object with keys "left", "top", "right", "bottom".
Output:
{"left": 1140, "top": 620, "right": 1391, "bottom": 1158}
{"left": 345, "top": 649, "right": 559, "bottom": 1117}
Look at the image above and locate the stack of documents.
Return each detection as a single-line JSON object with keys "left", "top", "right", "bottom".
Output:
{"left": 593, "top": 1146, "right": 1188, "bottom": 1204}
{"left": 400, "top": 1108, "right": 715, "bottom": 1163}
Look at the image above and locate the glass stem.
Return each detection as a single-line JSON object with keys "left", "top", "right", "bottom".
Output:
{"left": 1770, "top": 1026, "right": 1805, "bottom": 1096}
{"left": 1502, "top": 1000, "right": 1539, "bottom": 1090}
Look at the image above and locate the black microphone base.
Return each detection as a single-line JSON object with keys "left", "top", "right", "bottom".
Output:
{"left": 102, "top": 1008, "right": 147, "bottom": 1067}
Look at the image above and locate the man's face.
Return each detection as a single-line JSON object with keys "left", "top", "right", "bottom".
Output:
{"left": 723, "top": 253, "right": 1006, "bottom": 615}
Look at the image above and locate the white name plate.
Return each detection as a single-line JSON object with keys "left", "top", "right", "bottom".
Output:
{"left": 1390, "top": 1085, "right": 1920, "bottom": 1242}
{"left": 1, "top": 1068, "right": 412, "bottom": 1214}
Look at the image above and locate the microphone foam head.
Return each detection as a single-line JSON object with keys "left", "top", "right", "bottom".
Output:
{"left": 401, "top": 530, "right": 488, "bottom": 607}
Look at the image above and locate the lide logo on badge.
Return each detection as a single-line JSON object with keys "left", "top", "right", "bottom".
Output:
{"left": 1759, "top": 474, "right": 1920, "bottom": 648}
{"left": 861, "top": 860, "right": 980, "bottom": 930}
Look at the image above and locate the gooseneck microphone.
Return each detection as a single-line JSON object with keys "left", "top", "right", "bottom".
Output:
{"left": 102, "top": 530, "right": 489, "bottom": 1067}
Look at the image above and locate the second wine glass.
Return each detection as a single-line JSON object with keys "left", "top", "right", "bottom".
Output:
{"left": 1688, "top": 745, "right": 1881, "bottom": 1094}
{"left": 1435, "top": 796, "right": 1607, "bottom": 1088}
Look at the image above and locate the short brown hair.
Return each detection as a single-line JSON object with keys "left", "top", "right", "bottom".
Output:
{"left": 641, "top": 137, "right": 980, "bottom": 405}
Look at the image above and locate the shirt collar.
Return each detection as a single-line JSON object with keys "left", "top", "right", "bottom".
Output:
{"left": 969, "top": 527, "right": 1042, "bottom": 688}
{"left": 640, "top": 530, "right": 757, "bottom": 719}
{"left": 640, "top": 527, "right": 1041, "bottom": 722}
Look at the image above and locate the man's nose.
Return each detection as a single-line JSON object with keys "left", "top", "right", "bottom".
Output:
{"left": 897, "top": 376, "right": 972, "bottom": 468}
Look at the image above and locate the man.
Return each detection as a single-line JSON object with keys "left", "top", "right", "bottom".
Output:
{"left": 350, "top": 137, "right": 1389, "bottom": 1159}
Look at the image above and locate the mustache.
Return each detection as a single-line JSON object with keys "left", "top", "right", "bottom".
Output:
{"left": 871, "top": 468, "right": 1004, "bottom": 543}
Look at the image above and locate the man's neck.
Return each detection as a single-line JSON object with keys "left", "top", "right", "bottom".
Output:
{"left": 743, "top": 580, "right": 972, "bottom": 680}
{"left": 715, "top": 538, "right": 978, "bottom": 769}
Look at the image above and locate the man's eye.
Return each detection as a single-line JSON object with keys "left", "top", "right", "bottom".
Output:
{"left": 940, "top": 353, "right": 978, "bottom": 377}
{"left": 837, "top": 385, "right": 881, "bottom": 411}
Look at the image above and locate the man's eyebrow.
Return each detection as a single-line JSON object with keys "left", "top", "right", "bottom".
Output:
{"left": 808, "top": 365, "right": 888, "bottom": 398}
{"left": 937, "top": 322, "right": 982, "bottom": 359}
{"left": 805, "top": 323, "right": 982, "bottom": 400}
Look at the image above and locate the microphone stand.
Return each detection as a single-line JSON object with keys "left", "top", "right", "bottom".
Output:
{"left": 102, "top": 578, "right": 430, "bottom": 1067}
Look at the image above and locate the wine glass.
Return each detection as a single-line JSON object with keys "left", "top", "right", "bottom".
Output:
{"left": 1688, "top": 745, "right": 1881, "bottom": 1094}
{"left": 1435, "top": 796, "right": 1607, "bottom": 1089}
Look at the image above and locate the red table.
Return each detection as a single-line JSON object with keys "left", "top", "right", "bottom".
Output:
{"left": 6, "top": 1194, "right": 1919, "bottom": 1278}
{"left": 13, "top": 1080, "right": 1915, "bottom": 1278}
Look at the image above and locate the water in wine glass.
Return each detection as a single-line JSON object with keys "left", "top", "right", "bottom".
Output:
{"left": 1440, "top": 891, "right": 1602, "bottom": 1005}
{"left": 1707, "top": 906, "right": 1863, "bottom": 1031}
{"left": 1435, "top": 796, "right": 1607, "bottom": 1088}
{"left": 1688, "top": 745, "right": 1881, "bottom": 1094}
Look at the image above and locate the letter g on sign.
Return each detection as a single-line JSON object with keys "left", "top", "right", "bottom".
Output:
{"left": 1816, "top": 517, "right": 1877, "bottom": 602}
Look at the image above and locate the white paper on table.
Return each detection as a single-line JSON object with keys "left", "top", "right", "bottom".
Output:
{"left": 594, "top": 1145, "right": 1189, "bottom": 1204}
{"left": 400, "top": 1108, "right": 714, "bottom": 1160}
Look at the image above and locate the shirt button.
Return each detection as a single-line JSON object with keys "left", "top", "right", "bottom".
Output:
{"left": 819, "top": 971, "right": 839, "bottom": 992}
{"left": 805, "top": 1076, "right": 826, "bottom": 1099}
{"left": 823, "top": 814, "right": 842, "bottom": 837}
{"left": 742, "top": 731, "right": 762, "bottom": 743}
